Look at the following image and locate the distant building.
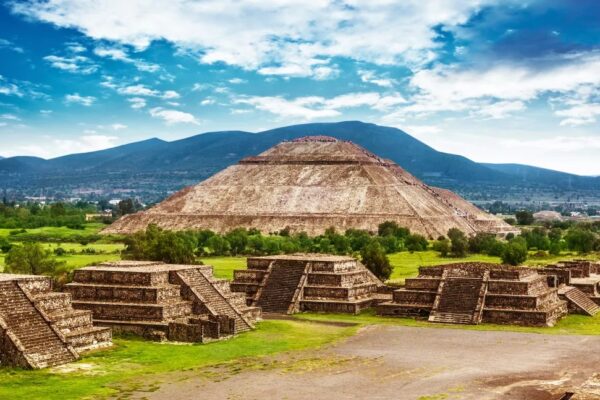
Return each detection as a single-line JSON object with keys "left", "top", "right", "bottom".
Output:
{"left": 85, "top": 211, "right": 113, "bottom": 221}
{"left": 108, "top": 199, "right": 121, "bottom": 206}
{"left": 533, "top": 210, "right": 563, "bottom": 222}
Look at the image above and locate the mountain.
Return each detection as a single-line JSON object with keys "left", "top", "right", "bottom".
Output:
{"left": 0, "top": 121, "right": 598, "bottom": 201}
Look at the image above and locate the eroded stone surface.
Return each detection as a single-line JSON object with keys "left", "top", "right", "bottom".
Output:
{"left": 104, "top": 136, "right": 517, "bottom": 238}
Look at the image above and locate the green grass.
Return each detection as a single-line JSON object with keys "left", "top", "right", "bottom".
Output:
{"left": 0, "top": 223, "right": 106, "bottom": 240}
{"left": 199, "top": 256, "right": 247, "bottom": 279}
{"left": 0, "top": 319, "right": 356, "bottom": 400}
{"left": 388, "top": 251, "right": 501, "bottom": 283}
{"left": 294, "top": 309, "right": 600, "bottom": 336}
{"left": 0, "top": 242, "right": 125, "bottom": 273}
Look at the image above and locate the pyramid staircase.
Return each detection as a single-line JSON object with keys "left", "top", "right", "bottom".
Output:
{"left": 429, "top": 270, "right": 489, "bottom": 325}
{"left": 560, "top": 287, "right": 600, "bottom": 316}
{"left": 0, "top": 274, "right": 112, "bottom": 369}
{"left": 378, "top": 263, "right": 568, "bottom": 327}
{"left": 256, "top": 261, "right": 310, "bottom": 313}
{"left": 67, "top": 262, "right": 259, "bottom": 342}
{"left": 232, "top": 254, "right": 387, "bottom": 315}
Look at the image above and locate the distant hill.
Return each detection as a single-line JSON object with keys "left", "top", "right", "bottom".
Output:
{"left": 0, "top": 121, "right": 598, "bottom": 201}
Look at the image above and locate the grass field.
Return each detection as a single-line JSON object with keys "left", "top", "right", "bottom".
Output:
{"left": 0, "top": 320, "right": 356, "bottom": 400}
{"left": 294, "top": 309, "right": 600, "bottom": 336}
{"left": 0, "top": 242, "right": 125, "bottom": 272}
{"left": 0, "top": 223, "right": 107, "bottom": 240}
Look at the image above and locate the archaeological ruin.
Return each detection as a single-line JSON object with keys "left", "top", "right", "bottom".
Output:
{"left": 230, "top": 254, "right": 388, "bottom": 314}
{"left": 66, "top": 261, "right": 260, "bottom": 342}
{"left": 536, "top": 260, "right": 600, "bottom": 316}
{"left": 104, "top": 136, "right": 517, "bottom": 238}
{"left": 0, "top": 274, "right": 112, "bottom": 369}
{"left": 377, "top": 262, "right": 569, "bottom": 326}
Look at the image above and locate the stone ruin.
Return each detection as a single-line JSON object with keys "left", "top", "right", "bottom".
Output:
{"left": 0, "top": 274, "right": 112, "bottom": 369}
{"left": 66, "top": 261, "right": 260, "bottom": 342}
{"left": 377, "top": 262, "right": 568, "bottom": 326}
{"left": 230, "top": 254, "right": 388, "bottom": 314}
{"left": 536, "top": 260, "right": 600, "bottom": 316}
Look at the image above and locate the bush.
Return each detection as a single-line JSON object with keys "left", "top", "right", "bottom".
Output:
{"left": 53, "top": 247, "right": 67, "bottom": 256}
{"left": 565, "top": 228, "right": 597, "bottom": 254}
{"left": 515, "top": 210, "right": 534, "bottom": 226}
{"left": 361, "top": 240, "right": 392, "bottom": 280}
{"left": 0, "top": 237, "right": 12, "bottom": 253}
{"left": 447, "top": 228, "right": 468, "bottom": 257}
{"left": 5, "top": 243, "right": 64, "bottom": 275}
{"left": 405, "top": 234, "right": 428, "bottom": 252}
{"left": 123, "top": 224, "right": 198, "bottom": 264}
{"left": 501, "top": 237, "right": 528, "bottom": 266}
{"left": 432, "top": 238, "right": 450, "bottom": 257}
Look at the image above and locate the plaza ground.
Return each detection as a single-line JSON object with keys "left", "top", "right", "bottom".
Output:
{"left": 129, "top": 323, "right": 600, "bottom": 400}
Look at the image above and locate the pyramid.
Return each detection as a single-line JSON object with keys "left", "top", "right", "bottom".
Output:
{"left": 104, "top": 136, "right": 517, "bottom": 238}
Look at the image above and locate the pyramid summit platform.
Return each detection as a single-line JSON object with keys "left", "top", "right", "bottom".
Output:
{"left": 104, "top": 136, "right": 516, "bottom": 238}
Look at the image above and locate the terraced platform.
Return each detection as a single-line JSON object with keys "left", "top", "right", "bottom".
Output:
{"left": 231, "top": 254, "right": 388, "bottom": 315}
{"left": 0, "top": 274, "right": 112, "bottom": 369}
{"left": 66, "top": 261, "right": 260, "bottom": 342}
{"left": 377, "top": 262, "right": 568, "bottom": 327}
{"left": 537, "top": 260, "right": 600, "bottom": 316}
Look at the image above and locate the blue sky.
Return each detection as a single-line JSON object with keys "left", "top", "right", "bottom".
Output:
{"left": 1, "top": 0, "right": 600, "bottom": 175}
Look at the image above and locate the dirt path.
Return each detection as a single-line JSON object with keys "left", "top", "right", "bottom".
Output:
{"left": 128, "top": 325, "right": 600, "bottom": 400}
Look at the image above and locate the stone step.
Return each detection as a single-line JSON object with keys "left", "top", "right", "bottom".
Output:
{"left": 429, "top": 312, "right": 474, "bottom": 324}
{"left": 563, "top": 287, "right": 600, "bottom": 316}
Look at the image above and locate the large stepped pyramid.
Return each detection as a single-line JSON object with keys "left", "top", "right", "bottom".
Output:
{"left": 66, "top": 261, "right": 260, "bottom": 342}
{"left": 377, "top": 263, "right": 568, "bottom": 327}
{"left": 0, "top": 274, "right": 112, "bottom": 369}
{"left": 104, "top": 136, "right": 517, "bottom": 238}
{"left": 231, "top": 254, "right": 389, "bottom": 315}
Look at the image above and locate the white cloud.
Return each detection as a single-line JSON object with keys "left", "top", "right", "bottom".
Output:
{"left": 0, "top": 38, "right": 24, "bottom": 53}
{"left": 396, "top": 51, "right": 600, "bottom": 122}
{"left": 149, "top": 107, "right": 199, "bottom": 125}
{"left": 228, "top": 78, "right": 246, "bottom": 84}
{"left": 127, "top": 97, "right": 146, "bottom": 109}
{"left": 4, "top": 135, "right": 120, "bottom": 158}
{"left": 235, "top": 91, "right": 406, "bottom": 120}
{"left": 110, "top": 123, "right": 127, "bottom": 130}
{"left": 12, "top": 0, "right": 499, "bottom": 79}
{"left": 358, "top": 70, "right": 396, "bottom": 88}
{"left": 94, "top": 46, "right": 160, "bottom": 72}
{"left": 40, "top": 109, "right": 53, "bottom": 115}
{"left": 162, "top": 90, "right": 180, "bottom": 99}
{"left": 200, "top": 98, "right": 216, "bottom": 106}
{"left": 43, "top": 55, "right": 98, "bottom": 74}
{"left": 0, "top": 113, "right": 21, "bottom": 121}
{"left": 65, "top": 93, "right": 96, "bottom": 106}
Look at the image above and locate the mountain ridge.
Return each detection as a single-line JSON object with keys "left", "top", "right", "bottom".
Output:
{"left": 1, "top": 121, "right": 598, "bottom": 200}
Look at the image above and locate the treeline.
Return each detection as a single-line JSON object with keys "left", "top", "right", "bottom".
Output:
{"left": 0, "top": 202, "right": 93, "bottom": 229}
{"left": 123, "top": 222, "right": 428, "bottom": 260}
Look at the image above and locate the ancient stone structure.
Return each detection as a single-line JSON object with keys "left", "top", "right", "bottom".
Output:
{"left": 536, "top": 260, "right": 600, "bottom": 316}
{"left": 0, "top": 274, "right": 112, "bottom": 369}
{"left": 104, "top": 136, "right": 517, "bottom": 238}
{"left": 230, "top": 254, "right": 388, "bottom": 314}
{"left": 377, "top": 262, "right": 568, "bottom": 326}
{"left": 66, "top": 261, "right": 260, "bottom": 342}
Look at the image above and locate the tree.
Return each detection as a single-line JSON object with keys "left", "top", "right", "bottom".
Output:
{"left": 5, "top": 242, "right": 64, "bottom": 275}
{"left": 432, "top": 238, "right": 450, "bottom": 257}
{"left": 501, "top": 237, "right": 528, "bottom": 266}
{"left": 123, "top": 224, "right": 197, "bottom": 264}
{"left": 405, "top": 234, "right": 428, "bottom": 252}
{"left": 377, "top": 221, "right": 410, "bottom": 239}
{"left": 225, "top": 228, "right": 249, "bottom": 255}
{"left": 118, "top": 199, "right": 137, "bottom": 216}
{"left": 361, "top": 240, "right": 392, "bottom": 280}
{"left": 515, "top": 210, "right": 534, "bottom": 226}
{"left": 447, "top": 228, "right": 468, "bottom": 257}
{"left": 0, "top": 237, "right": 12, "bottom": 253}
{"left": 565, "top": 228, "right": 597, "bottom": 254}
